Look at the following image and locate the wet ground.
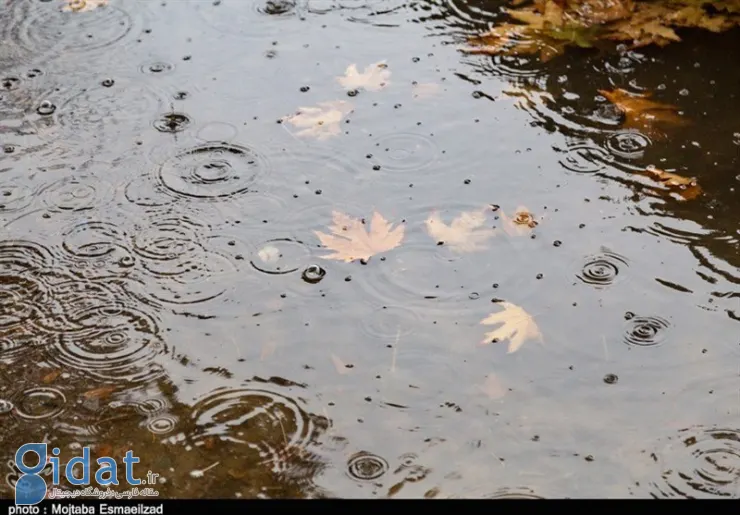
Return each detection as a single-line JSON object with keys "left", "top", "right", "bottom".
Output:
{"left": 0, "top": 0, "right": 738, "bottom": 499}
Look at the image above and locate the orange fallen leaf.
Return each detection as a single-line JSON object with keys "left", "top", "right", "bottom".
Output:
{"left": 599, "top": 88, "right": 688, "bottom": 138}
{"left": 314, "top": 211, "right": 405, "bottom": 263}
{"left": 82, "top": 385, "right": 117, "bottom": 401}
{"left": 42, "top": 370, "right": 61, "bottom": 384}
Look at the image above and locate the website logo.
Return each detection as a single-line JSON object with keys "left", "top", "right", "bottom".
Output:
{"left": 14, "top": 443, "right": 158, "bottom": 505}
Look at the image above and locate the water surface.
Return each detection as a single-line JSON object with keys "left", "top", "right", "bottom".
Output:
{"left": 0, "top": 0, "right": 738, "bottom": 499}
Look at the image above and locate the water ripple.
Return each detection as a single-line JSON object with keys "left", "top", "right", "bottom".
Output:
{"left": 32, "top": 79, "right": 168, "bottom": 148}
{"left": 1, "top": 0, "right": 141, "bottom": 65}
{"left": 575, "top": 250, "right": 629, "bottom": 288}
{"left": 347, "top": 451, "right": 389, "bottom": 481}
{"left": 11, "top": 387, "right": 66, "bottom": 421}
{"left": 46, "top": 305, "right": 166, "bottom": 384}
{"left": 156, "top": 142, "right": 269, "bottom": 201}
{"left": 40, "top": 174, "right": 114, "bottom": 212}
{"left": 189, "top": 386, "right": 329, "bottom": 475}
{"left": 644, "top": 427, "right": 740, "bottom": 498}
{"left": 623, "top": 315, "right": 671, "bottom": 347}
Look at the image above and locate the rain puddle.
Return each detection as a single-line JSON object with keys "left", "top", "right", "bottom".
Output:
{"left": 0, "top": 0, "right": 738, "bottom": 500}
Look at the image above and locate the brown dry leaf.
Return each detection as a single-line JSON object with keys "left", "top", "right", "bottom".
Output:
{"left": 569, "top": 0, "right": 634, "bottom": 24}
{"left": 337, "top": 61, "right": 391, "bottom": 92}
{"left": 425, "top": 209, "right": 495, "bottom": 253}
{"left": 331, "top": 354, "right": 351, "bottom": 375}
{"left": 282, "top": 100, "right": 353, "bottom": 140}
{"left": 82, "top": 385, "right": 117, "bottom": 400}
{"left": 227, "top": 468, "right": 248, "bottom": 479}
{"left": 480, "top": 301, "right": 543, "bottom": 353}
{"left": 668, "top": 6, "right": 733, "bottom": 31}
{"left": 480, "top": 373, "right": 506, "bottom": 400}
{"left": 602, "top": 2, "right": 681, "bottom": 47}
{"left": 463, "top": 2, "right": 603, "bottom": 61}
{"left": 314, "top": 210, "right": 405, "bottom": 263}
{"left": 63, "top": 0, "right": 107, "bottom": 12}
{"left": 500, "top": 206, "right": 538, "bottom": 237}
{"left": 463, "top": 22, "right": 568, "bottom": 62}
{"left": 42, "top": 370, "right": 61, "bottom": 384}
{"left": 599, "top": 88, "right": 687, "bottom": 137}
{"left": 641, "top": 166, "right": 702, "bottom": 200}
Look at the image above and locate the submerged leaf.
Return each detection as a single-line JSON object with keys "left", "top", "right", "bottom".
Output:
{"left": 42, "top": 370, "right": 61, "bottom": 384}
{"left": 337, "top": 61, "right": 391, "bottom": 92}
{"left": 82, "top": 385, "right": 116, "bottom": 400}
{"left": 314, "top": 211, "right": 405, "bottom": 262}
{"left": 283, "top": 100, "right": 353, "bottom": 140}
{"left": 599, "top": 88, "right": 687, "bottom": 137}
{"left": 480, "top": 373, "right": 506, "bottom": 400}
{"left": 641, "top": 166, "right": 702, "bottom": 200}
{"left": 425, "top": 209, "right": 495, "bottom": 253}
{"left": 480, "top": 302, "right": 543, "bottom": 353}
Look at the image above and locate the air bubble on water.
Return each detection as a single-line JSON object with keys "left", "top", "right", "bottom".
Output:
{"left": 301, "top": 264, "right": 326, "bottom": 284}
{"left": 37, "top": 100, "right": 56, "bottom": 115}
{"left": 0, "top": 399, "right": 13, "bottom": 414}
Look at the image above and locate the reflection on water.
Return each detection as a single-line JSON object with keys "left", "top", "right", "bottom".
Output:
{"left": 0, "top": 0, "right": 738, "bottom": 500}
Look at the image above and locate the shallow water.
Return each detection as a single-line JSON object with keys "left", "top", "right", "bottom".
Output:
{"left": 0, "top": 0, "right": 738, "bottom": 499}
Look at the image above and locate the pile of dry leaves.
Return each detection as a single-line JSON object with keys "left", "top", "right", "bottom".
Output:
{"left": 464, "top": 0, "right": 740, "bottom": 60}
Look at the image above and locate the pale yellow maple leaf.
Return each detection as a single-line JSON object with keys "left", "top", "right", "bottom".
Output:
{"left": 480, "top": 301, "right": 542, "bottom": 353}
{"left": 63, "top": 0, "right": 108, "bottom": 12}
{"left": 314, "top": 210, "right": 404, "bottom": 262}
{"left": 425, "top": 209, "right": 494, "bottom": 253}
{"left": 283, "top": 100, "right": 353, "bottom": 140}
{"left": 337, "top": 61, "right": 391, "bottom": 92}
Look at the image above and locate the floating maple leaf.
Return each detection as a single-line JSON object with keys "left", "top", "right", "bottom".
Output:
{"left": 282, "top": 100, "right": 353, "bottom": 140}
{"left": 337, "top": 61, "right": 391, "bottom": 92}
{"left": 63, "top": 0, "right": 108, "bottom": 12}
{"left": 425, "top": 208, "right": 495, "bottom": 253}
{"left": 598, "top": 88, "right": 687, "bottom": 138}
{"left": 480, "top": 301, "right": 543, "bottom": 353}
{"left": 314, "top": 210, "right": 405, "bottom": 262}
